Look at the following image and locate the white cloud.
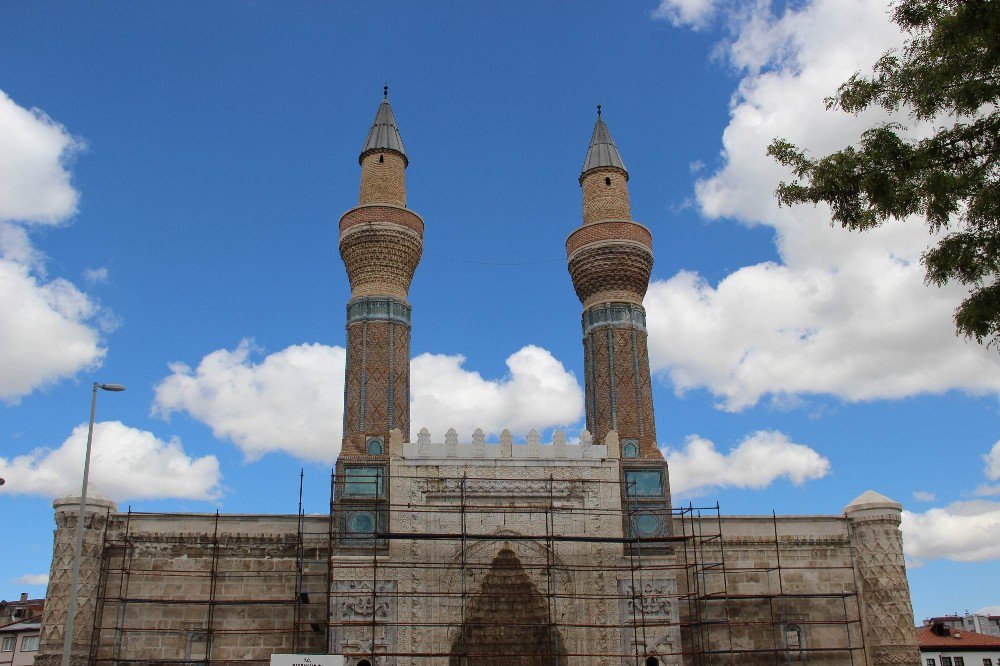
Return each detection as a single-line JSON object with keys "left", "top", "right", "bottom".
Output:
{"left": 977, "top": 605, "right": 1000, "bottom": 616}
{"left": 83, "top": 266, "right": 109, "bottom": 285}
{"left": 912, "top": 491, "right": 936, "bottom": 503}
{"left": 652, "top": 0, "right": 718, "bottom": 29}
{"left": 153, "top": 340, "right": 345, "bottom": 464}
{"left": 984, "top": 441, "right": 1000, "bottom": 482}
{"left": 902, "top": 500, "right": 1000, "bottom": 564}
{"left": 644, "top": 0, "right": 1000, "bottom": 410}
{"left": 0, "top": 90, "right": 81, "bottom": 225}
{"left": 0, "top": 253, "right": 105, "bottom": 402}
{"left": 663, "top": 429, "right": 830, "bottom": 496}
{"left": 12, "top": 573, "right": 48, "bottom": 586}
{"left": 902, "top": 441, "right": 1000, "bottom": 563}
{"left": 0, "top": 91, "right": 106, "bottom": 402}
{"left": 410, "top": 345, "right": 584, "bottom": 439}
{"left": 0, "top": 421, "right": 221, "bottom": 502}
{"left": 152, "top": 341, "right": 584, "bottom": 464}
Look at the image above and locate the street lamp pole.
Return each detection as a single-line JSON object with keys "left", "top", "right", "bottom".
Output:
{"left": 61, "top": 382, "right": 124, "bottom": 666}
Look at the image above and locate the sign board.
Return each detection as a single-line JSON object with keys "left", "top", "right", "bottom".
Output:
{"left": 270, "top": 655, "right": 345, "bottom": 666}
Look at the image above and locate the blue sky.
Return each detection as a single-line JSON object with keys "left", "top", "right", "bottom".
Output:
{"left": 1, "top": 0, "right": 998, "bottom": 621}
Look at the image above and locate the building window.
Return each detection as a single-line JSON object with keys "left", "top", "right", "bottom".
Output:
{"left": 1, "top": 637, "right": 14, "bottom": 652}
{"left": 358, "top": 659, "right": 372, "bottom": 666}
{"left": 605, "top": 176, "right": 612, "bottom": 186}
{"left": 622, "top": 439, "right": 639, "bottom": 459}
{"left": 624, "top": 469, "right": 663, "bottom": 497}
{"left": 926, "top": 660, "right": 936, "bottom": 666}
{"left": 20, "top": 635, "right": 39, "bottom": 652}
{"left": 342, "top": 466, "right": 385, "bottom": 498}
{"left": 955, "top": 659, "right": 965, "bottom": 666}
{"left": 982, "top": 660, "right": 992, "bottom": 666}
{"left": 784, "top": 624, "right": 802, "bottom": 651}
{"left": 186, "top": 632, "right": 208, "bottom": 661}
{"left": 366, "top": 436, "right": 384, "bottom": 455}
{"left": 941, "top": 657, "right": 953, "bottom": 666}
{"left": 378, "top": 155, "right": 384, "bottom": 164}
{"left": 645, "top": 658, "right": 659, "bottom": 666}
{"left": 347, "top": 510, "right": 376, "bottom": 536}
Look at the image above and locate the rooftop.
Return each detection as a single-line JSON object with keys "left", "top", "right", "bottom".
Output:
{"left": 580, "top": 112, "right": 627, "bottom": 179}
{"left": 917, "top": 625, "right": 1000, "bottom": 650}
{"left": 360, "top": 92, "right": 407, "bottom": 164}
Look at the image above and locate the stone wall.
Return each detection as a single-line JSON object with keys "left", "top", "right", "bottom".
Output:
{"left": 40, "top": 513, "right": 330, "bottom": 666}
{"left": 36, "top": 475, "right": 917, "bottom": 666}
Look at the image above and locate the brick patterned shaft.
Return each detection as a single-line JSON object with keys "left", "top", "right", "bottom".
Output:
{"left": 581, "top": 167, "right": 631, "bottom": 225}
{"left": 340, "top": 143, "right": 421, "bottom": 449}
{"left": 569, "top": 162, "right": 659, "bottom": 457}
{"left": 359, "top": 151, "right": 406, "bottom": 207}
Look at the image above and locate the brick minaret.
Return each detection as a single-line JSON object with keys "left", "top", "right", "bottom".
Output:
{"left": 339, "top": 89, "right": 423, "bottom": 453}
{"left": 566, "top": 108, "right": 659, "bottom": 459}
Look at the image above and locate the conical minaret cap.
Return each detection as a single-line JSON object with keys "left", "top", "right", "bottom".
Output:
{"left": 360, "top": 96, "right": 407, "bottom": 165}
{"left": 580, "top": 114, "right": 627, "bottom": 181}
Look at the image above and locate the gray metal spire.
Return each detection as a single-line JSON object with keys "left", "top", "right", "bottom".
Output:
{"left": 360, "top": 91, "right": 407, "bottom": 165}
{"left": 580, "top": 110, "right": 627, "bottom": 180}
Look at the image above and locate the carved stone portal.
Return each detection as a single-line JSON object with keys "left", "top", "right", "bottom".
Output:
{"left": 450, "top": 549, "right": 566, "bottom": 665}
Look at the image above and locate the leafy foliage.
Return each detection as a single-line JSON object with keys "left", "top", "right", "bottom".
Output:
{"left": 768, "top": 0, "right": 1000, "bottom": 348}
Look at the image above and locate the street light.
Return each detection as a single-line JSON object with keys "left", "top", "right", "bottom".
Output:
{"left": 61, "top": 382, "right": 125, "bottom": 666}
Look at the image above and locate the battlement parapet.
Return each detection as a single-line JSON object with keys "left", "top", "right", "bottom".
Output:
{"left": 400, "top": 427, "right": 609, "bottom": 461}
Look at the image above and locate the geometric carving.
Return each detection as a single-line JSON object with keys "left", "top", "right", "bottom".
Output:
{"left": 417, "top": 427, "right": 431, "bottom": 456}
{"left": 472, "top": 428, "right": 486, "bottom": 458}
{"left": 500, "top": 429, "right": 513, "bottom": 458}
{"left": 617, "top": 578, "right": 681, "bottom": 666}
{"left": 848, "top": 507, "right": 921, "bottom": 666}
{"left": 445, "top": 428, "right": 458, "bottom": 457}
{"left": 527, "top": 429, "right": 540, "bottom": 458}
{"left": 330, "top": 580, "right": 398, "bottom": 664}
{"left": 553, "top": 429, "right": 567, "bottom": 458}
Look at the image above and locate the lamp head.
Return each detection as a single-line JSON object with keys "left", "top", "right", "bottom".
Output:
{"left": 99, "top": 384, "right": 126, "bottom": 392}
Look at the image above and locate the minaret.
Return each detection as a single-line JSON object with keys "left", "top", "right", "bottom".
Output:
{"left": 566, "top": 107, "right": 659, "bottom": 459}
{"left": 339, "top": 88, "right": 423, "bottom": 455}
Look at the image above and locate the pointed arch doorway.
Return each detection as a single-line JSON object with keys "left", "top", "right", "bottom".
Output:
{"left": 449, "top": 548, "right": 567, "bottom": 665}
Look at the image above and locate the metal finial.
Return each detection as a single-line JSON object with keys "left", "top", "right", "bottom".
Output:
{"left": 384, "top": 84, "right": 389, "bottom": 100}
{"left": 597, "top": 103, "right": 602, "bottom": 117}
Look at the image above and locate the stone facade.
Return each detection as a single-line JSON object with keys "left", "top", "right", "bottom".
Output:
{"left": 35, "top": 445, "right": 918, "bottom": 665}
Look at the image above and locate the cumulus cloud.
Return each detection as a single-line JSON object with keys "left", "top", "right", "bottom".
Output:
{"left": 651, "top": 0, "right": 717, "bottom": 29}
{"left": 977, "top": 605, "right": 1000, "bottom": 616}
{"left": 153, "top": 340, "right": 345, "bottom": 464}
{"left": 912, "top": 491, "right": 936, "bottom": 503}
{"left": 0, "top": 257, "right": 104, "bottom": 402}
{"left": 12, "top": 573, "right": 48, "bottom": 586}
{"left": 0, "top": 90, "right": 106, "bottom": 402}
{"left": 152, "top": 341, "right": 584, "bottom": 464}
{"left": 644, "top": 0, "right": 1000, "bottom": 410}
{"left": 0, "top": 421, "right": 221, "bottom": 501}
{"left": 664, "top": 429, "right": 830, "bottom": 497}
{"left": 0, "top": 91, "right": 81, "bottom": 225}
{"left": 902, "top": 501, "right": 1000, "bottom": 564}
{"left": 902, "top": 442, "right": 1000, "bottom": 563}
{"left": 410, "top": 345, "right": 584, "bottom": 439}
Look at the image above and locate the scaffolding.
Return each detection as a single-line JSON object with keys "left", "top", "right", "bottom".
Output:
{"left": 86, "top": 468, "right": 865, "bottom": 665}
